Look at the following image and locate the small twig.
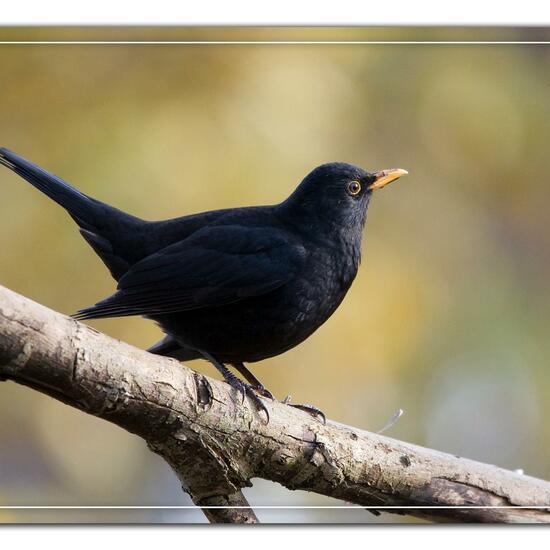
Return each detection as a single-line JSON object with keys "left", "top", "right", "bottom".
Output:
{"left": 377, "top": 408, "right": 404, "bottom": 434}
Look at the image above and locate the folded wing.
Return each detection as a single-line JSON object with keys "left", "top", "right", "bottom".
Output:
{"left": 74, "top": 224, "right": 305, "bottom": 319}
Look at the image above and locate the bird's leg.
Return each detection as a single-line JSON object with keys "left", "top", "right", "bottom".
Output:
{"left": 200, "top": 351, "right": 270, "bottom": 422}
{"left": 282, "top": 395, "right": 326, "bottom": 424}
{"left": 231, "top": 362, "right": 275, "bottom": 400}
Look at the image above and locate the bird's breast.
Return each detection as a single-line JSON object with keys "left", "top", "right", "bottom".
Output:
{"left": 298, "top": 244, "right": 359, "bottom": 316}
{"left": 155, "top": 239, "right": 361, "bottom": 363}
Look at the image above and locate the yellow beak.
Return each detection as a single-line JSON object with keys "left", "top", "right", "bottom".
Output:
{"left": 368, "top": 168, "right": 408, "bottom": 191}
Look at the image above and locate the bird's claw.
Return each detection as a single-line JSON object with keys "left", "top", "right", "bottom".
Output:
{"left": 290, "top": 404, "right": 326, "bottom": 424}
{"left": 245, "top": 386, "right": 270, "bottom": 423}
{"left": 282, "top": 396, "right": 326, "bottom": 424}
{"left": 226, "top": 377, "right": 270, "bottom": 423}
{"left": 253, "top": 384, "right": 275, "bottom": 400}
{"left": 231, "top": 377, "right": 247, "bottom": 404}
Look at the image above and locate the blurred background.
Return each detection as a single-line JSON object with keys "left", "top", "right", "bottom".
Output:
{"left": 1, "top": 27, "right": 549, "bottom": 523}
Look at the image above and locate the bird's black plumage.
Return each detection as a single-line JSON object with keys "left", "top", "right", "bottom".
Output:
{"left": 0, "top": 148, "right": 406, "bottom": 418}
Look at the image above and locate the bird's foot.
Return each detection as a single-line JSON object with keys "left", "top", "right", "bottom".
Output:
{"left": 230, "top": 362, "right": 274, "bottom": 400}
{"left": 225, "top": 375, "right": 270, "bottom": 423}
{"left": 251, "top": 384, "right": 275, "bottom": 400}
{"left": 282, "top": 395, "right": 326, "bottom": 424}
{"left": 201, "top": 353, "right": 271, "bottom": 423}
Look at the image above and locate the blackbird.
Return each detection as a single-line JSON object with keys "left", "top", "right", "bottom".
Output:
{"left": 0, "top": 148, "right": 407, "bottom": 420}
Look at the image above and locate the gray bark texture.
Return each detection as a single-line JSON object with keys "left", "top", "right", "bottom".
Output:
{"left": 0, "top": 284, "right": 549, "bottom": 524}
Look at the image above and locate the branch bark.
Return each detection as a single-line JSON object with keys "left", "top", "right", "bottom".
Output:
{"left": 0, "top": 284, "right": 549, "bottom": 524}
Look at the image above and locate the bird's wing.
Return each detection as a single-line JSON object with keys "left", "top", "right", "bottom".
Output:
{"left": 74, "top": 224, "right": 306, "bottom": 319}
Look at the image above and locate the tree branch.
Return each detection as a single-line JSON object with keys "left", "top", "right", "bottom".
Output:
{"left": 0, "top": 284, "right": 549, "bottom": 524}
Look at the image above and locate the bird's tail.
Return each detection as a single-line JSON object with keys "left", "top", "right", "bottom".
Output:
{"left": 0, "top": 148, "right": 145, "bottom": 279}
{"left": 0, "top": 148, "right": 111, "bottom": 226}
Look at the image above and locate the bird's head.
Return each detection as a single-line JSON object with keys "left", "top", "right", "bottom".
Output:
{"left": 283, "top": 162, "right": 408, "bottom": 236}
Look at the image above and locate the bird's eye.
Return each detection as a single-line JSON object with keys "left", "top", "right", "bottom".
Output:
{"left": 347, "top": 180, "right": 362, "bottom": 196}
